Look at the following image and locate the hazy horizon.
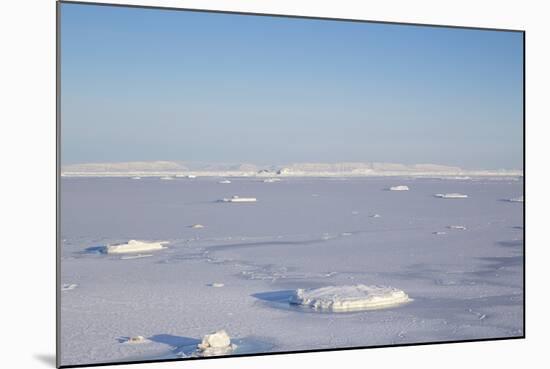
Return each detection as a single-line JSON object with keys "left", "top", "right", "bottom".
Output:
{"left": 61, "top": 3, "right": 523, "bottom": 170}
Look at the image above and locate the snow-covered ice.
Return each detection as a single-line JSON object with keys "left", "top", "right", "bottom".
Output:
{"left": 197, "top": 330, "right": 236, "bottom": 357}
{"left": 104, "top": 240, "right": 168, "bottom": 254}
{"left": 221, "top": 196, "right": 257, "bottom": 203}
{"left": 435, "top": 193, "right": 468, "bottom": 199}
{"left": 289, "top": 285, "right": 411, "bottom": 312}
{"left": 60, "top": 176, "right": 523, "bottom": 366}
{"left": 448, "top": 225, "right": 467, "bottom": 230}
{"left": 389, "top": 185, "right": 409, "bottom": 191}
{"left": 508, "top": 196, "right": 524, "bottom": 203}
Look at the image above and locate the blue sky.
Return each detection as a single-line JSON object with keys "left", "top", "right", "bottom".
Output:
{"left": 61, "top": 3, "right": 523, "bottom": 169}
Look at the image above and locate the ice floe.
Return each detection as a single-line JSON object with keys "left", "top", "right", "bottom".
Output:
{"left": 127, "top": 336, "right": 147, "bottom": 344}
{"left": 104, "top": 240, "right": 168, "bottom": 254}
{"left": 289, "top": 285, "right": 411, "bottom": 312}
{"left": 218, "top": 180, "right": 231, "bottom": 184}
{"left": 131, "top": 176, "right": 141, "bottom": 180}
{"left": 389, "top": 185, "right": 409, "bottom": 191}
{"left": 221, "top": 196, "right": 257, "bottom": 203}
{"left": 159, "top": 176, "right": 174, "bottom": 180}
{"left": 433, "top": 231, "right": 447, "bottom": 235}
{"left": 435, "top": 193, "right": 468, "bottom": 199}
{"left": 197, "top": 330, "right": 236, "bottom": 357}
{"left": 370, "top": 214, "right": 381, "bottom": 218}
{"left": 61, "top": 283, "right": 78, "bottom": 292}
{"left": 448, "top": 225, "right": 467, "bottom": 230}
{"left": 190, "top": 224, "right": 205, "bottom": 229}
{"left": 508, "top": 196, "right": 524, "bottom": 203}
{"left": 263, "top": 178, "right": 281, "bottom": 183}
{"left": 208, "top": 283, "right": 225, "bottom": 288}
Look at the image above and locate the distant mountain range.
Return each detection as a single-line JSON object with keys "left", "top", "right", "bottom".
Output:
{"left": 61, "top": 161, "right": 522, "bottom": 178}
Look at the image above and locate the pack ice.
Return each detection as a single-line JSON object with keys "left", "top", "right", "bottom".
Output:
{"left": 289, "top": 285, "right": 411, "bottom": 312}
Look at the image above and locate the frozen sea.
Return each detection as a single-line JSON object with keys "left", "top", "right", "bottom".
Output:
{"left": 60, "top": 176, "right": 524, "bottom": 366}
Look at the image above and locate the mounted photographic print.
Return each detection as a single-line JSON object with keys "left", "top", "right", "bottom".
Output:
{"left": 58, "top": 1, "right": 524, "bottom": 367}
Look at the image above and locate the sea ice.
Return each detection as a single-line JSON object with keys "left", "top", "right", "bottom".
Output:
{"left": 448, "top": 225, "right": 467, "bottom": 230}
{"left": 289, "top": 285, "right": 411, "bottom": 312}
{"left": 197, "top": 330, "right": 236, "bottom": 356}
{"left": 159, "top": 176, "right": 174, "bottom": 181}
{"left": 209, "top": 283, "right": 225, "bottom": 288}
{"left": 104, "top": 240, "right": 168, "bottom": 254}
{"left": 389, "top": 185, "right": 409, "bottom": 191}
{"left": 190, "top": 224, "right": 205, "bottom": 229}
{"left": 218, "top": 180, "right": 231, "bottom": 184}
{"left": 127, "top": 336, "right": 147, "bottom": 344}
{"left": 221, "top": 196, "right": 257, "bottom": 203}
{"left": 131, "top": 176, "right": 141, "bottom": 180}
{"left": 434, "top": 193, "right": 468, "bottom": 199}
{"left": 508, "top": 196, "right": 524, "bottom": 203}
{"left": 433, "top": 231, "right": 447, "bottom": 235}
{"left": 61, "top": 283, "right": 78, "bottom": 291}
{"left": 371, "top": 214, "right": 381, "bottom": 218}
{"left": 263, "top": 178, "right": 281, "bottom": 183}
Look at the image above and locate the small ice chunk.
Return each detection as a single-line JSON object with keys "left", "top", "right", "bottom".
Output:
{"left": 191, "top": 224, "right": 205, "bottom": 229}
{"left": 61, "top": 283, "right": 77, "bottom": 291}
{"left": 433, "top": 231, "right": 447, "bottom": 235}
{"left": 120, "top": 254, "right": 153, "bottom": 260}
{"left": 187, "top": 175, "right": 197, "bottom": 179}
{"left": 290, "top": 285, "right": 410, "bottom": 312}
{"left": 222, "top": 196, "right": 257, "bottom": 203}
{"left": 263, "top": 178, "right": 281, "bottom": 183}
{"left": 508, "top": 196, "right": 524, "bottom": 203}
{"left": 370, "top": 214, "right": 381, "bottom": 218}
{"left": 105, "top": 240, "right": 168, "bottom": 254}
{"left": 128, "top": 336, "right": 147, "bottom": 344}
{"left": 209, "top": 283, "right": 224, "bottom": 288}
{"left": 160, "top": 176, "right": 174, "bottom": 180}
{"left": 218, "top": 180, "right": 231, "bottom": 184}
{"left": 389, "top": 185, "right": 409, "bottom": 191}
{"left": 448, "top": 225, "right": 467, "bottom": 230}
{"left": 197, "top": 330, "right": 236, "bottom": 356}
{"left": 131, "top": 176, "right": 141, "bottom": 180}
{"left": 435, "top": 193, "right": 468, "bottom": 199}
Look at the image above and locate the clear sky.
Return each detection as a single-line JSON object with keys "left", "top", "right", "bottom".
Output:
{"left": 60, "top": 3, "right": 523, "bottom": 169}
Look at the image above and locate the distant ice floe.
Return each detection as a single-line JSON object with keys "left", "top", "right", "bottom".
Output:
{"left": 263, "top": 178, "right": 281, "bottom": 183}
{"left": 389, "top": 185, "right": 409, "bottom": 191}
{"left": 289, "top": 285, "right": 411, "bottom": 312}
{"left": 104, "top": 240, "right": 168, "bottom": 254}
{"left": 370, "top": 214, "right": 381, "bottom": 218}
{"left": 435, "top": 193, "right": 468, "bottom": 199}
{"left": 197, "top": 330, "right": 236, "bottom": 357}
{"left": 120, "top": 254, "right": 153, "bottom": 260}
{"left": 448, "top": 225, "right": 467, "bottom": 230}
{"left": 127, "top": 336, "right": 147, "bottom": 344}
{"left": 190, "top": 224, "right": 205, "bottom": 229}
{"left": 433, "top": 231, "right": 447, "bottom": 235}
{"left": 187, "top": 175, "right": 197, "bottom": 179}
{"left": 208, "top": 283, "right": 225, "bottom": 288}
{"left": 61, "top": 283, "right": 78, "bottom": 292}
{"left": 221, "top": 195, "right": 257, "bottom": 203}
{"left": 218, "top": 180, "right": 231, "bottom": 184}
{"left": 131, "top": 176, "right": 141, "bottom": 180}
{"left": 508, "top": 196, "right": 524, "bottom": 203}
{"left": 160, "top": 176, "right": 174, "bottom": 180}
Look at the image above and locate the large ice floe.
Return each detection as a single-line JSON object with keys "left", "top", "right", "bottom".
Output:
{"left": 221, "top": 195, "right": 257, "bottom": 203}
{"left": 289, "top": 285, "right": 411, "bottom": 312}
{"left": 389, "top": 185, "right": 409, "bottom": 191}
{"left": 104, "top": 240, "right": 168, "bottom": 254}
{"left": 434, "top": 193, "right": 468, "bottom": 199}
{"left": 196, "top": 330, "right": 236, "bottom": 357}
